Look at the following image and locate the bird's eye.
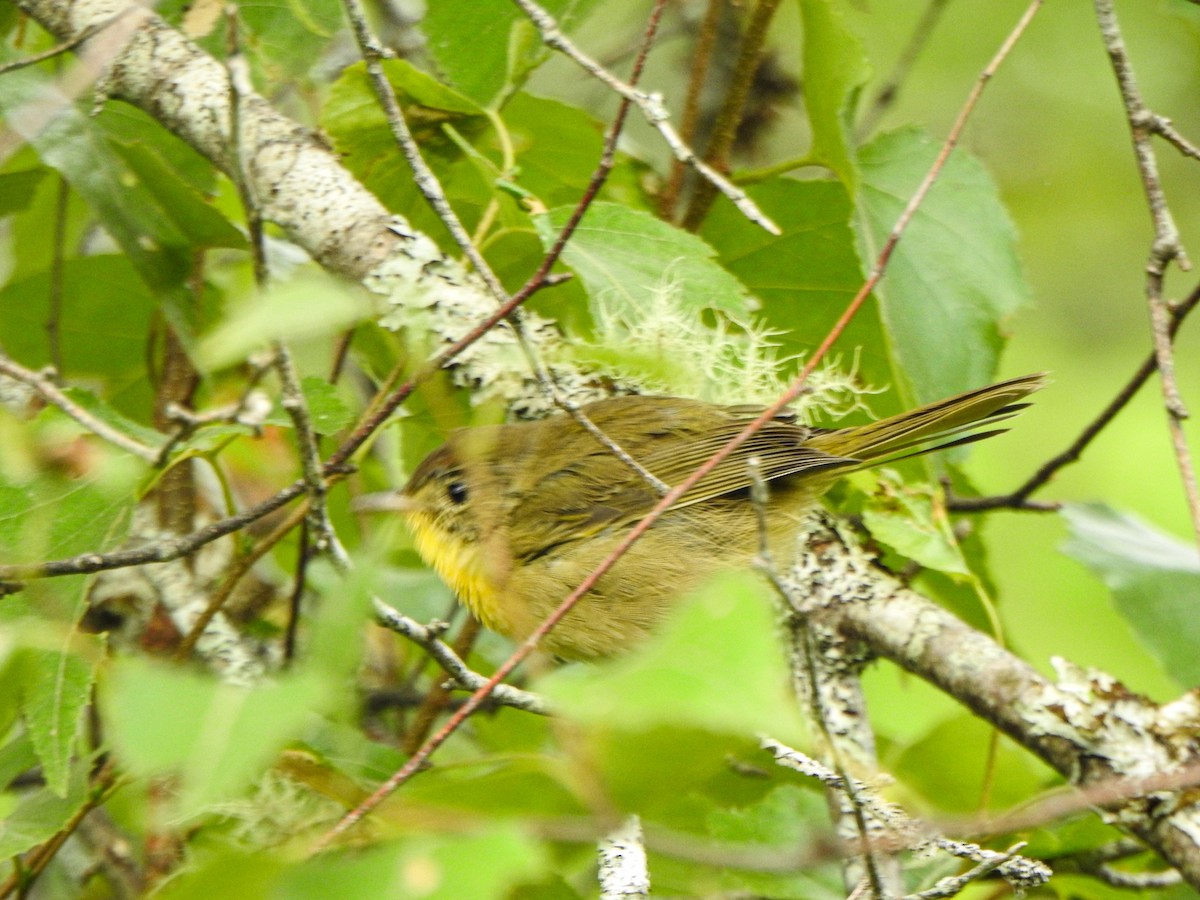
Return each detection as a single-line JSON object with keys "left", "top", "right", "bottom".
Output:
{"left": 446, "top": 480, "right": 468, "bottom": 505}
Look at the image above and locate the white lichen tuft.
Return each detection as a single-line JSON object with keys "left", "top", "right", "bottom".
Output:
{"left": 368, "top": 246, "right": 870, "bottom": 421}
{"left": 585, "top": 279, "right": 869, "bottom": 420}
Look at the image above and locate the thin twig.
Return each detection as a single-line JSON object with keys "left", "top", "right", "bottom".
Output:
{"left": 274, "top": 345, "right": 335, "bottom": 550}
{"left": 47, "top": 173, "right": 69, "bottom": 373}
{"left": 905, "top": 843, "right": 1031, "bottom": 899}
{"left": 949, "top": 282, "right": 1200, "bottom": 512}
{"left": 372, "top": 600, "right": 549, "bottom": 716}
{"left": 0, "top": 22, "right": 107, "bottom": 75}
{"left": 155, "top": 356, "right": 274, "bottom": 466}
{"left": 0, "top": 478, "right": 310, "bottom": 581}
{"left": 509, "top": 0, "right": 780, "bottom": 235}
{"left": 0, "top": 355, "right": 160, "bottom": 461}
{"left": 1093, "top": 0, "right": 1200, "bottom": 546}
{"left": 1147, "top": 114, "right": 1200, "bottom": 160}
{"left": 761, "top": 738, "right": 1051, "bottom": 892}
{"left": 402, "top": 616, "right": 482, "bottom": 753}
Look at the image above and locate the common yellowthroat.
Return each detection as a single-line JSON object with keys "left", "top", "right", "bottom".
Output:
{"left": 384, "top": 375, "right": 1044, "bottom": 659}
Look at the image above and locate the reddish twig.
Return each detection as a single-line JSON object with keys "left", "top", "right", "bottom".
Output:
{"left": 309, "top": 0, "right": 1044, "bottom": 851}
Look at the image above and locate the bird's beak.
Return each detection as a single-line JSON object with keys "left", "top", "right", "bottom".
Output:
{"left": 352, "top": 491, "right": 420, "bottom": 515}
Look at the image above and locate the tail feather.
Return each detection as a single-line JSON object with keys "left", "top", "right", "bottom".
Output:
{"left": 809, "top": 373, "right": 1046, "bottom": 466}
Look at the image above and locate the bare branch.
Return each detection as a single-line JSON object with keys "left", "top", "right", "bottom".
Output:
{"left": 1093, "top": 0, "right": 1200, "bottom": 546}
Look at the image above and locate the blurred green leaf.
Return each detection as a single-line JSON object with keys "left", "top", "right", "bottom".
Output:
{"left": 856, "top": 128, "right": 1031, "bottom": 403}
{"left": 400, "top": 756, "right": 582, "bottom": 819}
{"left": 1062, "top": 503, "right": 1200, "bottom": 686}
{"left": 535, "top": 202, "right": 753, "bottom": 321}
{"left": 706, "top": 784, "right": 842, "bottom": 900}
{"left": 165, "top": 829, "right": 547, "bottom": 899}
{"left": 0, "top": 759, "right": 89, "bottom": 858}
{"left": 0, "top": 733, "right": 38, "bottom": 790}
{"left": 423, "top": 0, "right": 599, "bottom": 106}
{"left": 0, "top": 71, "right": 227, "bottom": 292}
{"left": 0, "top": 168, "right": 45, "bottom": 216}
{"left": 539, "top": 571, "right": 804, "bottom": 738}
{"left": 0, "top": 255, "right": 155, "bottom": 383}
{"left": 157, "top": 852, "right": 284, "bottom": 900}
{"left": 103, "top": 659, "right": 332, "bottom": 816}
{"left": 799, "top": 0, "right": 870, "bottom": 190}
{"left": 17, "top": 644, "right": 99, "bottom": 796}
{"left": 198, "top": 269, "right": 377, "bottom": 370}
{"left": 894, "top": 713, "right": 1053, "bottom": 813}
{"left": 0, "top": 482, "right": 32, "bottom": 555}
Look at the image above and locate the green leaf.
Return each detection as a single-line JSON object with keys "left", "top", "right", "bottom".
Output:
{"left": 535, "top": 202, "right": 753, "bottom": 321}
{"left": 0, "top": 733, "right": 38, "bottom": 790}
{"left": 861, "top": 475, "right": 969, "bottom": 576}
{"left": 163, "top": 830, "right": 547, "bottom": 900}
{"left": 157, "top": 852, "right": 285, "bottom": 900}
{"left": 707, "top": 784, "right": 842, "bottom": 900}
{"left": 799, "top": 0, "right": 870, "bottom": 190}
{"left": 856, "top": 128, "right": 1031, "bottom": 403}
{"left": 0, "top": 482, "right": 33, "bottom": 555}
{"left": 0, "top": 760, "right": 90, "bottom": 858}
{"left": 266, "top": 377, "right": 354, "bottom": 435}
{"left": 0, "top": 70, "right": 207, "bottom": 292}
{"left": 700, "top": 178, "right": 894, "bottom": 405}
{"left": 423, "top": 0, "right": 600, "bottom": 106}
{"left": 321, "top": 60, "right": 491, "bottom": 241}
{"left": 17, "top": 645, "right": 98, "bottom": 796}
{"left": 95, "top": 105, "right": 218, "bottom": 194}
{"left": 0, "top": 255, "right": 156, "bottom": 385}
{"left": 43, "top": 475, "right": 136, "bottom": 562}
{"left": 894, "top": 713, "right": 1053, "bottom": 813}
{"left": 502, "top": 93, "right": 641, "bottom": 206}
{"left": 103, "top": 659, "right": 332, "bottom": 816}
{"left": 231, "top": 0, "right": 344, "bottom": 81}
{"left": 1062, "top": 503, "right": 1200, "bottom": 686}
{"left": 401, "top": 755, "right": 583, "bottom": 819}
{"left": 539, "top": 571, "right": 804, "bottom": 738}
{"left": 0, "top": 168, "right": 46, "bottom": 215}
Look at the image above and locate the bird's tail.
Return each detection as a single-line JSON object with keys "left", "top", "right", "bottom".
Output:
{"left": 809, "top": 373, "right": 1047, "bottom": 467}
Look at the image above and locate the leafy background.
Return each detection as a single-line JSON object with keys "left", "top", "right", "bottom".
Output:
{"left": 1, "top": 0, "right": 1199, "bottom": 896}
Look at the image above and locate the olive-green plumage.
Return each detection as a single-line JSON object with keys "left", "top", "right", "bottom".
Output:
{"left": 399, "top": 374, "right": 1044, "bottom": 658}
